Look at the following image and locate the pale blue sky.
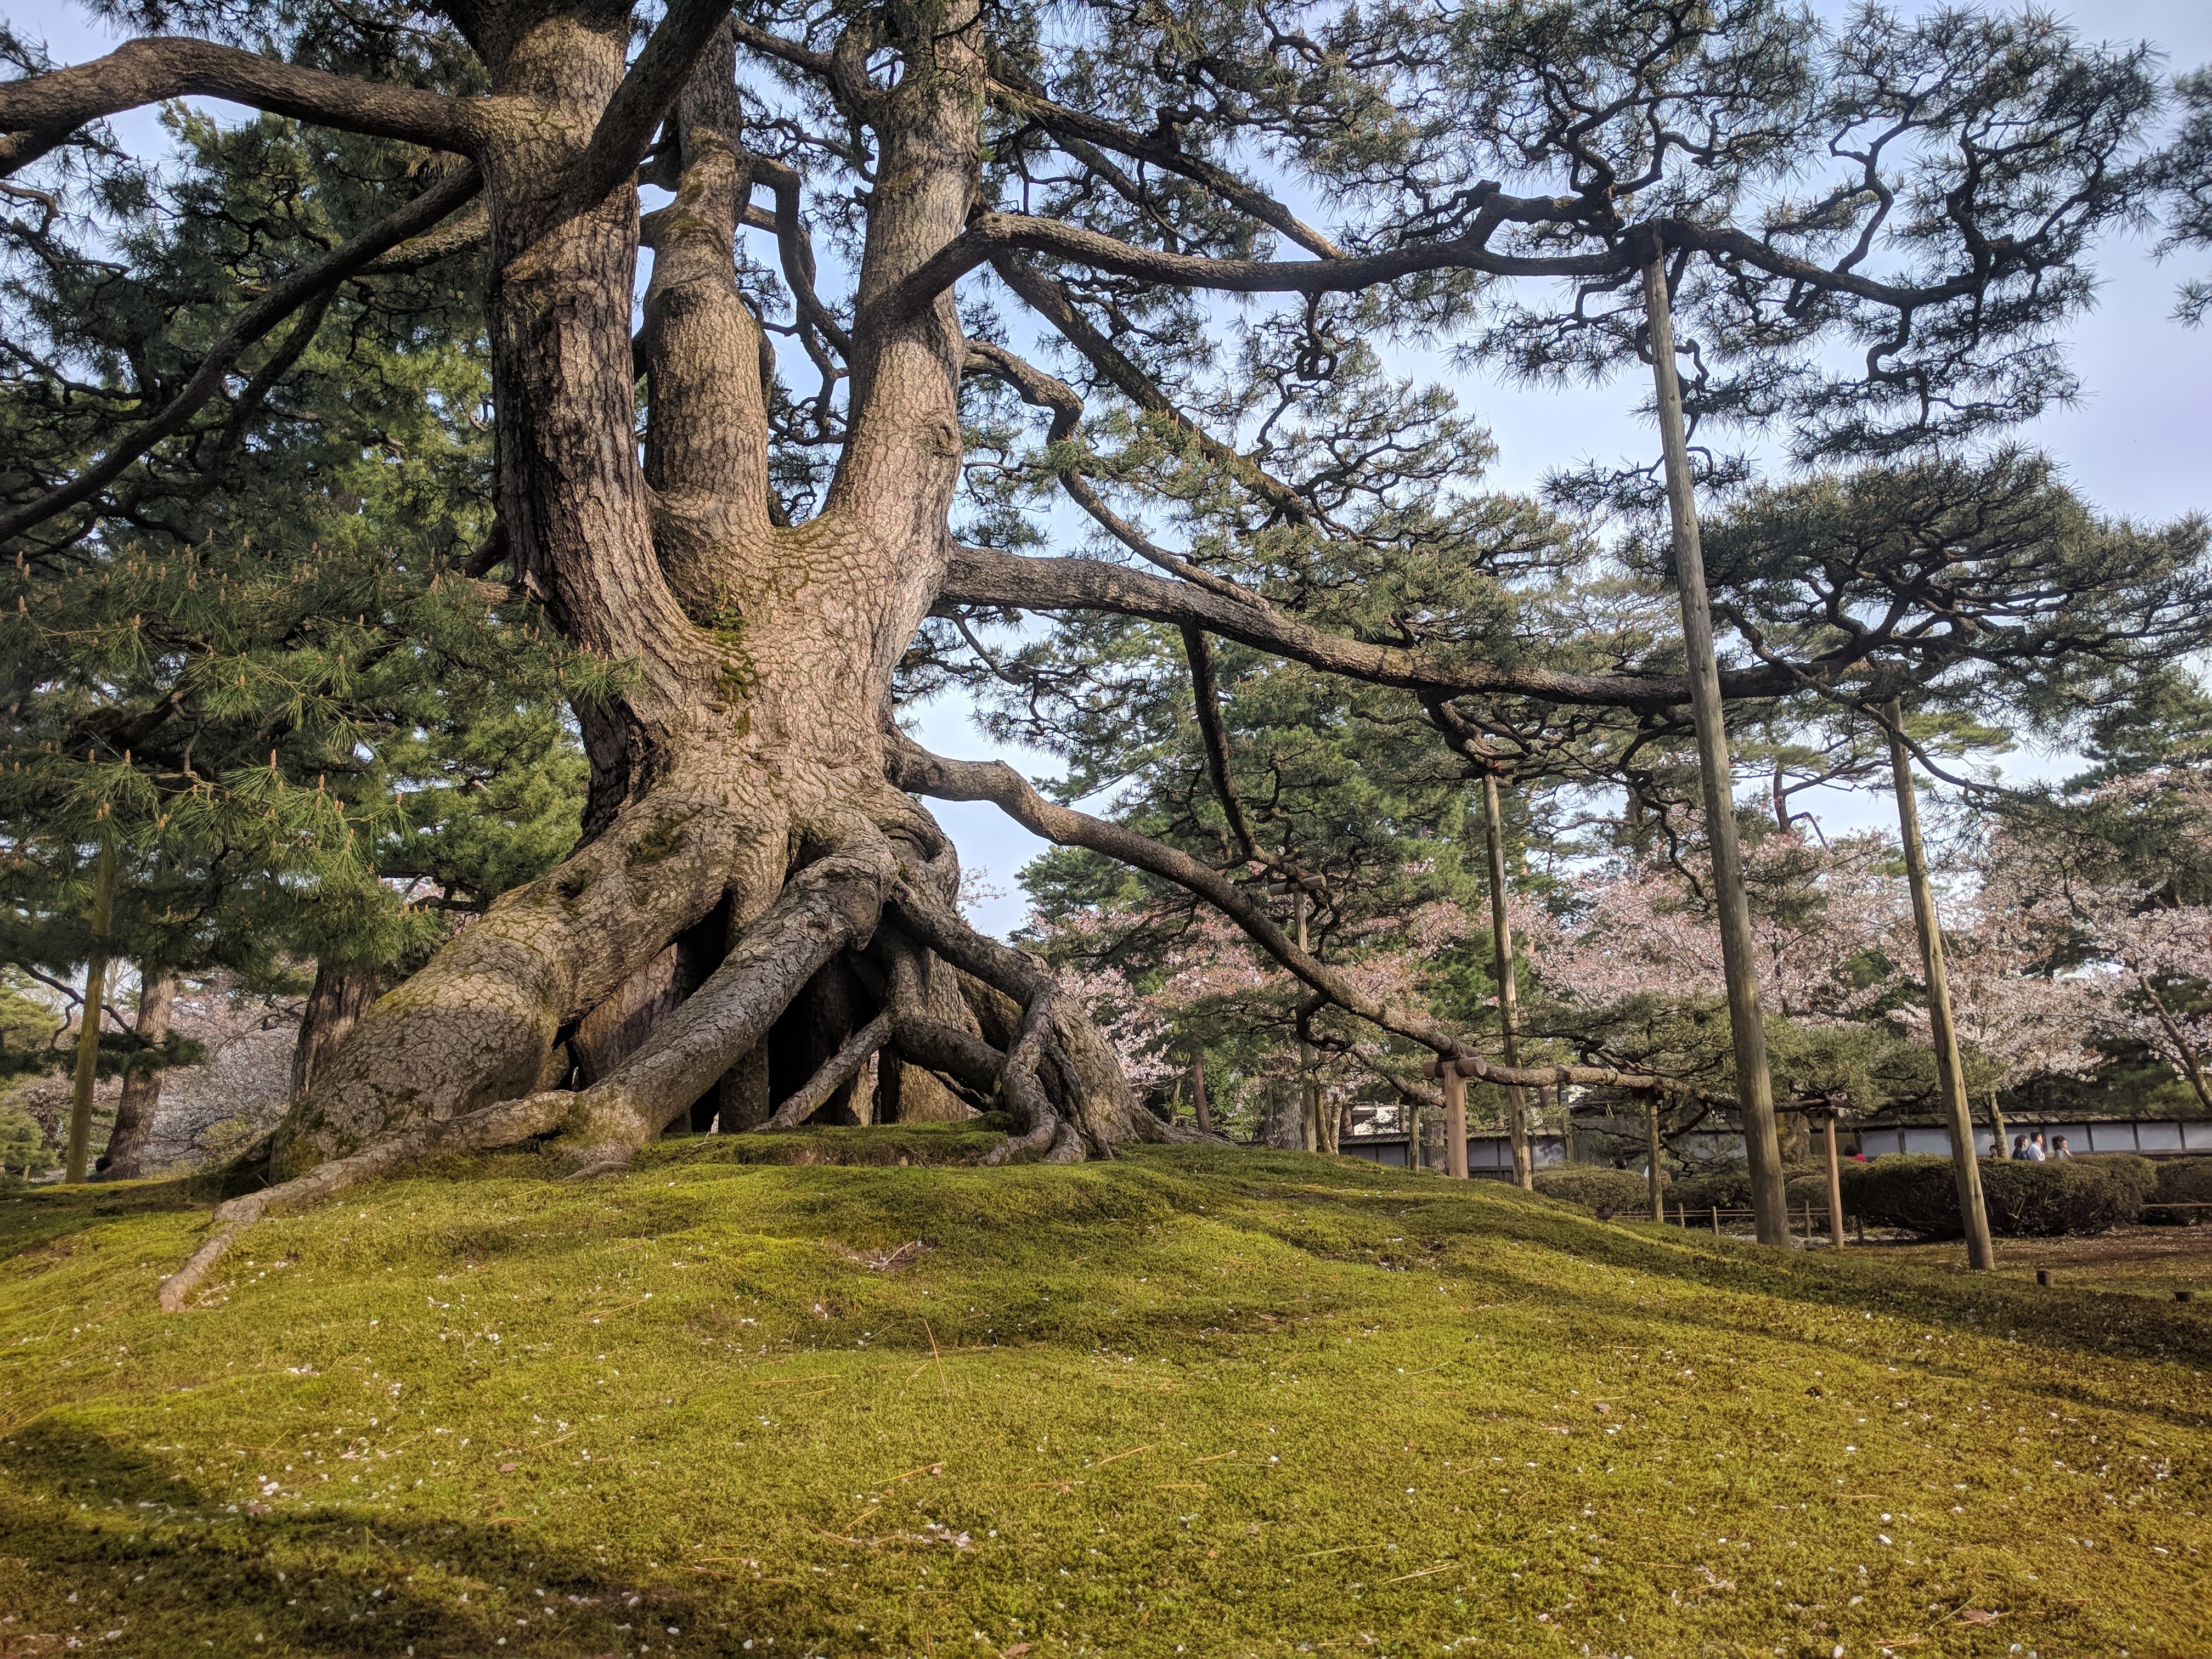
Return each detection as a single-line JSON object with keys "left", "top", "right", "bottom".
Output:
{"left": 20, "top": 1, "right": 2212, "bottom": 933}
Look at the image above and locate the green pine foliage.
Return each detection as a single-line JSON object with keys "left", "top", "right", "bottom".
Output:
{"left": 0, "top": 88, "right": 595, "bottom": 1034}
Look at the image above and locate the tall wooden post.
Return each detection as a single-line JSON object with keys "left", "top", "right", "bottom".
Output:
{"left": 1442, "top": 1063, "right": 1469, "bottom": 1179}
{"left": 1189, "top": 1050, "right": 1212, "bottom": 1136}
{"left": 1645, "top": 1093, "right": 1664, "bottom": 1223}
{"left": 1883, "top": 699, "right": 1995, "bottom": 1270}
{"left": 1294, "top": 889, "right": 1319, "bottom": 1153}
{"left": 1482, "top": 772, "right": 1533, "bottom": 1190}
{"left": 1641, "top": 251, "right": 1788, "bottom": 1247}
{"left": 1820, "top": 1109, "right": 1846, "bottom": 1251}
{"left": 63, "top": 844, "right": 117, "bottom": 1183}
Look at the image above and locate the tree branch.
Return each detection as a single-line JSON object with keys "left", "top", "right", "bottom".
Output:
{"left": 880, "top": 207, "right": 2005, "bottom": 330}
{"left": 986, "top": 75, "right": 1345, "bottom": 259}
{"left": 1181, "top": 625, "right": 1262, "bottom": 866}
{"left": 887, "top": 731, "right": 1680, "bottom": 1099}
{"left": 960, "top": 338, "right": 1277, "bottom": 603}
{"left": 991, "top": 254, "right": 1314, "bottom": 525}
{"left": 0, "top": 37, "right": 476, "bottom": 173}
{"left": 938, "top": 541, "right": 1804, "bottom": 712}
{"left": 0, "top": 164, "right": 484, "bottom": 548}
{"left": 558, "top": 0, "right": 737, "bottom": 221}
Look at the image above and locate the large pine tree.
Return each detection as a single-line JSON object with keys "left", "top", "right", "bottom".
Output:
{"left": 1, "top": 0, "right": 2201, "bottom": 1269}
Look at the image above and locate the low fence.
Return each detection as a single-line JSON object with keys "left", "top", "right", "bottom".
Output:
{"left": 1341, "top": 1118, "right": 2212, "bottom": 1173}
{"left": 1651, "top": 1199, "right": 2208, "bottom": 1235}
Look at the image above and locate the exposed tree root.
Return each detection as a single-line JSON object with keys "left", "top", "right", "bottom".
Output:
{"left": 766, "top": 1011, "right": 891, "bottom": 1129}
{"left": 162, "top": 830, "right": 893, "bottom": 1308}
{"left": 161, "top": 1087, "right": 575, "bottom": 1310}
{"left": 560, "top": 832, "right": 894, "bottom": 1150}
{"left": 884, "top": 875, "right": 1171, "bottom": 1159}
{"left": 883, "top": 1013, "right": 1003, "bottom": 1107}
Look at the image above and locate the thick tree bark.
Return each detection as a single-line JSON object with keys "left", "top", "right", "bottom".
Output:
{"left": 103, "top": 962, "right": 174, "bottom": 1180}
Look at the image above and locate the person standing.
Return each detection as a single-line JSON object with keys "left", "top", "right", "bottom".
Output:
{"left": 2024, "top": 1132, "right": 2047, "bottom": 1162}
{"left": 2050, "top": 1135, "right": 2072, "bottom": 1159}
{"left": 2011, "top": 1134, "right": 2030, "bottom": 1160}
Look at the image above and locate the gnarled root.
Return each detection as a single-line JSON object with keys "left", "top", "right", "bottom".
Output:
{"left": 556, "top": 829, "right": 895, "bottom": 1154}
{"left": 888, "top": 878, "right": 1153, "bottom": 1161}
{"left": 161, "top": 1087, "right": 575, "bottom": 1311}
{"left": 765, "top": 1011, "right": 891, "bottom": 1130}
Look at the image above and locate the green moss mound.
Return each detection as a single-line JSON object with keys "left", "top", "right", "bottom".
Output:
{"left": 1841, "top": 1153, "right": 2158, "bottom": 1237}
{"left": 664, "top": 1121, "right": 1013, "bottom": 1167}
{"left": 1, "top": 1145, "right": 2206, "bottom": 1657}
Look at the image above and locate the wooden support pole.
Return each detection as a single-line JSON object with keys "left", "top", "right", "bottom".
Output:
{"left": 1883, "top": 699, "right": 1995, "bottom": 1272}
{"left": 63, "top": 844, "right": 117, "bottom": 1184}
{"left": 1645, "top": 1093, "right": 1664, "bottom": 1223}
{"left": 1642, "top": 250, "right": 1788, "bottom": 1248}
{"left": 1294, "top": 889, "right": 1319, "bottom": 1154}
{"left": 1442, "top": 1064, "right": 1469, "bottom": 1180}
{"left": 1481, "top": 771, "right": 1533, "bottom": 1190}
{"left": 1821, "top": 1111, "right": 1846, "bottom": 1251}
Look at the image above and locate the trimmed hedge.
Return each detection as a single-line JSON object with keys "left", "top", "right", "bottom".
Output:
{"left": 2146, "top": 1156, "right": 2212, "bottom": 1224}
{"left": 1669, "top": 1164, "right": 1830, "bottom": 1217}
{"left": 1531, "top": 1167, "right": 1656, "bottom": 1215}
{"left": 1838, "top": 1153, "right": 2157, "bottom": 1237}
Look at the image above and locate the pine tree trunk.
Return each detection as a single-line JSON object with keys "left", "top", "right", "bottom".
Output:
{"left": 1481, "top": 772, "right": 1533, "bottom": 1190}
{"left": 103, "top": 962, "right": 174, "bottom": 1180}
{"left": 257, "top": 8, "right": 1154, "bottom": 1195}
{"left": 64, "top": 845, "right": 116, "bottom": 1183}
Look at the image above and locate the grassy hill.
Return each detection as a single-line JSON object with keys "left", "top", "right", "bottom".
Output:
{"left": 0, "top": 1137, "right": 2205, "bottom": 1657}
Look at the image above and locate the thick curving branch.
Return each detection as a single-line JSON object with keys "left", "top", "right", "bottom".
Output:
{"left": 750, "top": 152, "right": 852, "bottom": 358}
{"left": 939, "top": 540, "right": 1807, "bottom": 712}
{"left": 879, "top": 205, "right": 2008, "bottom": 326}
{"left": 0, "top": 37, "right": 476, "bottom": 174}
{"left": 886, "top": 732, "right": 1684, "bottom": 1101}
{"left": 359, "top": 203, "right": 490, "bottom": 274}
{"left": 0, "top": 165, "right": 484, "bottom": 547}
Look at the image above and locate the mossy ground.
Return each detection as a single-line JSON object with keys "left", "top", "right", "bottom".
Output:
{"left": 0, "top": 1137, "right": 2205, "bottom": 1658}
